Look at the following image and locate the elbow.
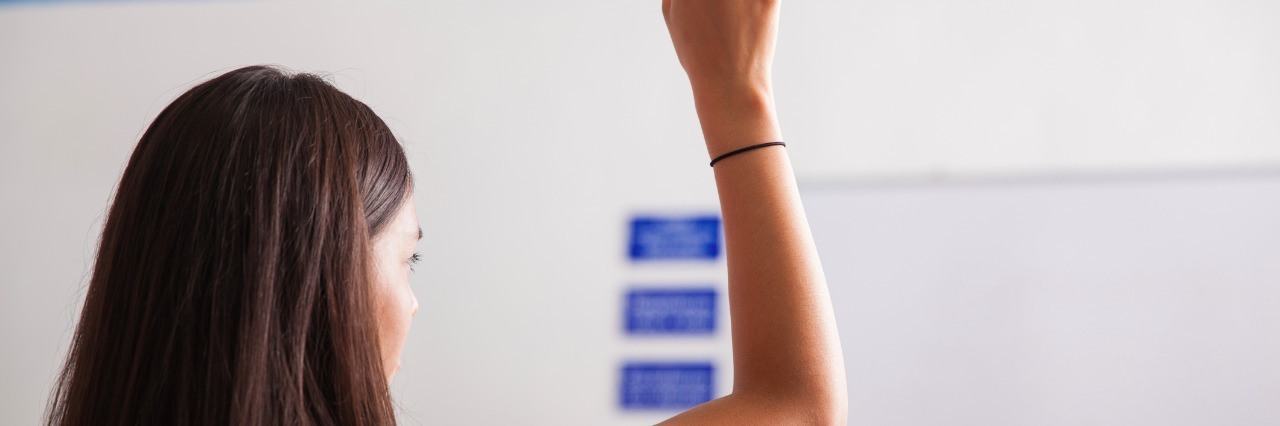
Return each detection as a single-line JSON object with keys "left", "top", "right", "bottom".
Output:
{"left": 805, "top": 390, "right": 849, "bottom": 426}
{"left": 789, "top": 374, "right": 850, "bottom": 425}
{"left": 772, "top": 394, "right": 848, "bottom": 426}
{"left": 824, "top": 396, "right": 850, "bottom": 426}
{"left": 743, "top": 384, "right": 849, "bottom": 425}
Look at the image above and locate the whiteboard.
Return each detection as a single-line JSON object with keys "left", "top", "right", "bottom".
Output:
{"left": 801, "top": 170, "right": 1280, "bottom": 426}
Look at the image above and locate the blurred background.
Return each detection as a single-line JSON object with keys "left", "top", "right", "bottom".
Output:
{"left": 2, "top": 0, "right": 1278, "bottom": 424}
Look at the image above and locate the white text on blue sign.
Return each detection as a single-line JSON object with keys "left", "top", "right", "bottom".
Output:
{"left": 625, "top": 288, "right": 716, "bottom": 335}
{"left": 619, "top": 362, "right": 715, "bottom": 410}
{"left": 628, "top": 215, "right": 721, "bottom": 261}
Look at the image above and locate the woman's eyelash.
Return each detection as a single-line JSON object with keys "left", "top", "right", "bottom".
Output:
{"left": 408, "top": 252, "right": 422, "bottom": 272}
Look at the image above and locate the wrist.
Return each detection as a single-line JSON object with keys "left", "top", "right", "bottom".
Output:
{"left": 690, "top": 83, "right": 782, "bottom": 158}
{"left": 689, "top": 78, "right": 773, "bottom": 106}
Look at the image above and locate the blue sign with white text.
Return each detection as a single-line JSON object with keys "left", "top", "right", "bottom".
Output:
{"left": 620, "top": 362, "right": 715, "bottom": 410}
{"left": 628, "top": 215, "right": 721, "bottom": 261}
{"left": 625, "top": 289, "right": 716, "bottom": 335}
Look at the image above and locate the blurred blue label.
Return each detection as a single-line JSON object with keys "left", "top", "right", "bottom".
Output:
{"left": 625, "top": 289, "right": 716, "bottom": 335}
{"left": 620, "top": 362, "right": 715, "bottom": 410}
{"left": 628, "top": 215, "right": 721, "bottom": 261}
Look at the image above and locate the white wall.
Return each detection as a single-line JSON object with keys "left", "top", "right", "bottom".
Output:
{"left": 804, "top": 171, "right": 1280, "bottom": 425}
{"left": 1, "top": 0, "right": 1277, "bottom": 424}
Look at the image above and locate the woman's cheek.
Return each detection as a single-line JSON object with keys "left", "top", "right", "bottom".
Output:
{"left": 388, "top": 279, "right": 416, "bottom": 345}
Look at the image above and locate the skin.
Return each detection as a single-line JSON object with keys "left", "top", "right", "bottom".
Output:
{"left": 660, "top": 0, "right": 849, "bottom": 424}
{"left": 370, "top": 193, "right": 422, "bottom": 383}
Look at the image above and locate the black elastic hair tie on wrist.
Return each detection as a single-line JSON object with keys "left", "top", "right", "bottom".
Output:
{"left": 709, "top": 141, "right": 787, "bottom": 167}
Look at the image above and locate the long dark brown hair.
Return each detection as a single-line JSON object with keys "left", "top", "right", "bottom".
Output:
{"left": 46, "top": 65, "right": 412, "bottom": 425}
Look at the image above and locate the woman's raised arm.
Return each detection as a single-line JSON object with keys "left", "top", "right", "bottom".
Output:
{"left": 659, "top": 0, "right": 848, "bottom": 424}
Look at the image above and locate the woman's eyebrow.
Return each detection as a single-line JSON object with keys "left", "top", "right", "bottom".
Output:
{"left": 416, "top": 228, "right": 423, "bottom": 241}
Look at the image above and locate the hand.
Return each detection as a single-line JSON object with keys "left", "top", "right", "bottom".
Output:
{"left": 662, "top": 0, "right": 784, "bottom": 158}
{"left": 661, "top": 0, "right": 780, "bottom": 93}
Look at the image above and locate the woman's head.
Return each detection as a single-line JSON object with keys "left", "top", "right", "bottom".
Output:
{"left": 48, "top": 65, "right": 417, "bottom": 425}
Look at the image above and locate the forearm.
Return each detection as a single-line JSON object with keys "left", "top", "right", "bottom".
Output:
{"left": 698, "top": 87, "right": 848, "bottom": 419}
